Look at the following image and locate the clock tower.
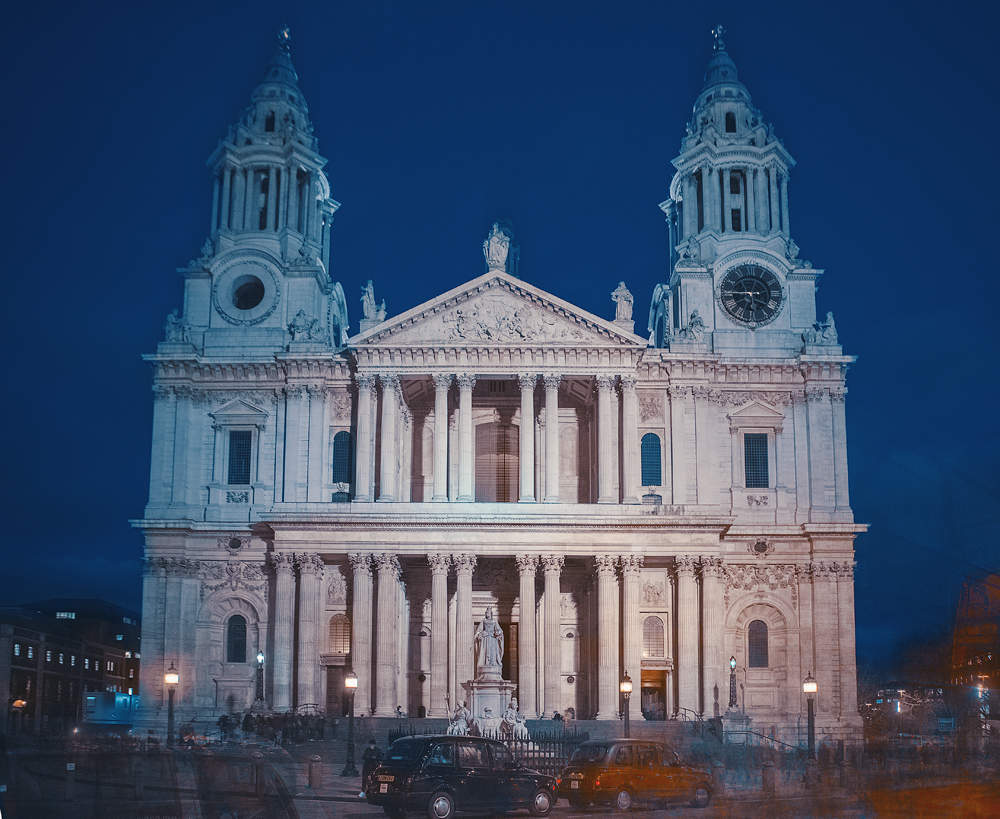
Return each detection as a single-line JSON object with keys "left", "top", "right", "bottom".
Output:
{"left": 655, "top": 26, "right": 823, "bottom": 356}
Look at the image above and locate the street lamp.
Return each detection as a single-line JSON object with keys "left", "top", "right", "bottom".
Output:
{"left": 803, "top": 671, "right": 818, "bottom": 789}
{"left": 165, "top": 662, "right": 179, "bottom": 748}
{"left": 620, "top": 671, "right": 633, "bottom": 738}
{"left": 729, "top": 656, "right": 738, "bottom": 710}
{"left": 255, "top": 651, "right": 265, "bottom": 702}
{"left": 341, "top": 670, "right": 359, "bottom": 777}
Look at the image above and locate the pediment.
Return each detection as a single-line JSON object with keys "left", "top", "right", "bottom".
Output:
{"left": 727, "top": 401, "right": 784, "bottom": 430}
{"left": 210, "top": 399, "right": 269, "bottom": 426}
{"left": 351, "top": 271, "right": 646, "bottom": 349}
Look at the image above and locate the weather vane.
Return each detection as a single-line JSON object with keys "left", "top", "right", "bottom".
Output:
{"left": 712, "top": 24, "right": 726, "bottom": 52}
{"left": 278, "top": 24, "right": 291, "bottom": 48}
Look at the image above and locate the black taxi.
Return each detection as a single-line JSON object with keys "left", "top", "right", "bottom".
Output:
{"left": 364, "top": 734, "right": 556, "bottom": 819}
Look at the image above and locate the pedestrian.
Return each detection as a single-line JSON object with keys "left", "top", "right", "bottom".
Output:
{"left": 361, "top": 738, "right": 384, "bottom": 797}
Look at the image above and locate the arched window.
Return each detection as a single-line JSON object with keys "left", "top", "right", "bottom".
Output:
{"left": 641, "top": 433, "right": 661, "bottom": 486}
{"left": 642, "top": 616, "right": 665, "bottom": 657}
{"left": 264, "top": 111, "right": 276, "bottom": 132}
{"left": 332, "top": 431, "right": 354, "bottom": 501}
{"left": 329, "top": 614, "right": 350, "bottom": 655}
{"left": 725, "top": 111, "right": 736, "bottom": 133}
{"left": 748, "top": 619, "right": 768, "bottom": 668}
{"left": 226, "top": 615, "right": 247, "bottom": 664}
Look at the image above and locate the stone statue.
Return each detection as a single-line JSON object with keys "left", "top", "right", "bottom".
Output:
{"left": 612, "top": 282, "right": 633, "bottom": 321}
{"left": 500, "top": 696, "right": 528, "bottom": 739}
{"left": 361, "top": 280, "right": 386, "bottom": 322}
{"left": 803, "top": 311, "right": 838, "bottom": 346}
{"left": 165, "top": 309, "right": 187, "bottom": 342}
{"left": 483, "top": 223, "right": 509, "bottom": 272}
{"left": 473, "top": 606, "right": 504, "bottom": 676}
{"left": 676, "top": 309, "right": 706, "bottom": 342}
{"left": 447, "top": 699, "right": 473, "bottom": 735}
{"left": 288, "top": 309, "right": 320, "bottom": 342}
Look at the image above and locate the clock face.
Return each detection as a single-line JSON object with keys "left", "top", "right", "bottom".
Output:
{"left": 719, "top": 263, "right": 783, "bottom": 328}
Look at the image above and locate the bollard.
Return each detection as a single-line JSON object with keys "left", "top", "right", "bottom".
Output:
{"left": 134, "top": 760, "right": 144, "bottom": 798}
{"left": 761, "top": 759, "right": 775, "bottom": 796}
{"left": 804, "top": 758, "right": 819, "bottom": 790}
{"left": 308, "top": 755, "right": 323, "bottom": 790}
{"left": 712, "top": 760, "right": 726, "bottom": 797}
{"left": 252, "top": 751, "right": 265, "bottom": 797}
{"left": 65, "top": 761, "right": 76, "bottom": 802}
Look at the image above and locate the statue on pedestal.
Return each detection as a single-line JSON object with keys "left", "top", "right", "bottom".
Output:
{"left": 473, "top": 607, "right": 504, "bottom": 679}
{"left": 483, "top": 223, "right": 510, "bottom": 272}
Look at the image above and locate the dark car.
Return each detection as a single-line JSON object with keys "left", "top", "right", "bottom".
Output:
{"left": 364, "top": 734, "right": 556, "bottom": 819}
{"left": 556, "top": 738, "right": 713, "bottom": 811}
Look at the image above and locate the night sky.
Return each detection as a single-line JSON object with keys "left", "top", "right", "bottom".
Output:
{"left": 3, "top": 0, "right": 997, "bottom": 675}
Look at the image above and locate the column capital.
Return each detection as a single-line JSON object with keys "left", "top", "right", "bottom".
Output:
{"left": 381, "top": 373, "right": 401, "bottom": 391}
{"left": 593, "top": 554, "right": 617, "bottom": 574}
{"left": 457, "top": 373, "right": 476, "bottom": 391}
{"left": 543, "top": 374, "right": 561, "bottom": 390}
{"left": 515, "top": 554, "right": 539, "bottom": 574}
{"left": 596, "top": 374, "right": 616, "bottom": 392}
{"left": 621, "top": 555, "right": 644, "bottom": 576}
{"left": 619, "top": 374, "right": 637, "bottom": 391}
{"left": 269, "top": 552, "right": 296, "bottom": 574}
{"left": 541, "top": 554, "right": 565, "bottom": 573}
{"left": 699, "top": 556, "right": 724, "bottom": 579}
{"left": 375, "top": 552, "right": 401, "bottom": 577}
{"left": 518, "top": 373, "right": 538, "bottom": 391}
{"left": 452, "top": 553, "right": 477, "bottom": 574}
{"left": 356, "top": 373, "right": 377, "bottom": 391}
{"left": 296, "top": 553, "right": 325, "bottom": 575}
{"left": 674, "top": 555, "right": 697, "bottom": 577}
{"left": 348, "top": 552, "right": 372, "bottom": 577}
{"left": 428, "top": 553, "right": 450, "bottom": 574}
{"left": 433, "top": 373, "right": 454, "bottom": 390}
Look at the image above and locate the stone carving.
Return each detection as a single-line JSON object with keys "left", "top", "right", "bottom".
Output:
{"left": 712, "top": 391, "right": 792, "bottom": 408}
{"left": 348, "top": 552, "right": 372, "bottom": 579}
{"left": 442, "top": 296, "right": 583, "bottom": 343}
{"left": 331, "top": 394, "right": 352, "bottom": 420}
{"left": 748, "top": 539, "right": 774, "bottom": 558}
{"left": 723, "top": 564, "right": 798, "bottom": 609}
{"left": 447, "top": 700, "right": 473, "bottom": 735}
{"left": 642, "top": 579, "right": 664, "bottom": 605}
{"left": 638, "top": 394, "right": 663, "bottom": 422}
{"left": 621, "top": 555, "right": 644, "bottom": 576}
{"left": 165, "top": 309, "right": 188, "bottom": 342}
{"left": 515, "top": 554, "right": 538, "bottom": 574}
{"left": 288, "top": 309, "right": 321, "bottom": 342}
{"left": 499, "top": 697, "right": 529, "bottom": 739}
{"left": 226, "top": 491, "right": 250, "bottom": 504}
{"left": 746, "top": 494, "right": 769, "bottom": 507}
{"left": 680, "top": 237, "right": 701, "bottom": 262}
{"left": 675, "top": 310, "right": 706, "bottom": 342}
{"left": 474, "top": 606, "right": 504, "bottom": 679}
{"left": 218, "top": 534, "right": 251, "bottom": 553}
{"left": 296, "top": 553, "right": 324, "bottom": 575}
{"left": 361, "top": 280, "right": 386, "bottom": 322}
{"left": 201, "top": 560, "right": 267, "bottom": 596}
{"left": 483, "top": 223, "right": 510, "bottom": 272}
{"left": 594, "top": 554, "right": 617, "bottom": 574}
{"left": 612, "top": 282, "right": 633, "bottom": 321}
{"left": 802, "top": 311, "right": 838, "bottom": 345}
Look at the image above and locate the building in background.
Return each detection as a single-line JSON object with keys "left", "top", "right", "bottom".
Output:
{"left": 952, "top": 573, "right": 1000, "bottom": 726}
{"left": 0, "top": 599, "right": 141, "bottom": 734}
{"left": 134, "top": 28, "right": 865, "bottom": 746}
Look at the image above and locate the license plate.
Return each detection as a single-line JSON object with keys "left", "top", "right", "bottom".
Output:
{"left": 570, "top": 781, "right": 579, "bottom": 789}
{"left": 380, "top": 784, "right": 388, "bottom": 793}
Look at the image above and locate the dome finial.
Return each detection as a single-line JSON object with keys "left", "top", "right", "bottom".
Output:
{"left": 278, "top": 24, "right": 291, "bottom": 50}
{"left": 712, "top": 24, "right": 726, "bottom": 53}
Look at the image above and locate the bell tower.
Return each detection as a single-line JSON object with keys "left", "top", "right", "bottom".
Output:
{"left": 171, "top": 27, "right": 349, "bottom": 356}
{"left": 655, "top": 26, "right": 822, "bottom": 356}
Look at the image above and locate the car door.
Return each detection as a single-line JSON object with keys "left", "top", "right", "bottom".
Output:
{"left": 423, "top": 740, "right": 457, "bottom": 797}
{"left": 657, "top": 744, "right": 688, "bottom": 802}
{"left": 455, "top": 739, "right": 496, "bottom": 811}
{"left": 636, "top": 743, "right": 664, "bottom": 800}
{"left": 490, "top": 740, "right": 528, "bottom": 812}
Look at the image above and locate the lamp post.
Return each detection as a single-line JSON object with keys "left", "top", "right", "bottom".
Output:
{"left": 165, "top": 663, "right": 179, "bottom": 748}
{"left": 803, "top": 672, "right": 818, "bottom": 789}
{"left": 729, "top": 656, "right": 738, "bottom": 710}
{"left": 341, "top": 670, "right": 359, "bottom": 777}
{"left": 255, "top": 651, "right": 265, "bottom": 703}
{"left": 620, "top": 671, "right": 633, "bottom": 738}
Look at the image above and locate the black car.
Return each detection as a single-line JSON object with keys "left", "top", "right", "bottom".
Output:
{"left": 364, "top": 734, "right": 556, "bottom": 819}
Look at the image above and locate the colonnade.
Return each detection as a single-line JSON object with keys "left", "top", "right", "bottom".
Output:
{"left": 677, "top": 164, "right": 790, "bottom": 241}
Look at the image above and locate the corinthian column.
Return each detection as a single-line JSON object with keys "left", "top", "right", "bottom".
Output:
{"left": 453, "top": 554, "right": 477, "bottom": 690}
{"left": 349, "top": 553, "right": 373, "bottom": 714}
{"left": 621, "top": 555, "right": 643, "bottom": 722}
{"left": 620, "top": 376, "right": 639, "bottom": 504}
{"left": 296, "top": 554, "right": 324, "bottom": 708}
{"left": 378, "top": 375, "right": 400, "bottom": 502}
{"left": 675, "top": 557, "right": 699, "bottom": 716}
{"left": 428, "top": 553, "right": 450, "bottom": 717}
{"left": 700, "top": 558, "right": 724, "bottom": 718}
{"left": 596, "top": 376, "right": 617, "bottom": 503}
{"left": 543, "top": 376, "right": 561, "bottom": 503}
{"left": 271, "top": 553, "right": 296, "bottom": 711}
{"left": 457, "top": 375, "right": 476, "bottom": 502}
{"left": 542, "top": 555, "right": 564, "bottom": 715}
{"left": 355, "top": 374, "right": 376, "bottom": 502}
{"left": 432, "top": 375, "right": 452, "bottom": 502}
{"left": 374, "top": 553, "right": 400, "bottom": 715}
{"left": 516, "top": 555, "right": 539, "bottom": 717}
{"left": 518, "top": 374, "right": 537, "bottom": 502}
{"left": 595, "top": 555, "right": 620, "bottom": 719}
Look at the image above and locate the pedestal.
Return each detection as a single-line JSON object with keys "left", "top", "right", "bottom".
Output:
{"left": 722, "top": 711, "right": 752, "bottom": 744}
{"left": 464, "top": 677, "right": 518, "bottom": 721}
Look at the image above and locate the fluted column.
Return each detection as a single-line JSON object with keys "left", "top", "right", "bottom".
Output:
{"left": 516, "top": 555, "right": 539, "bottom": 717}
{"left": 542, "top": 555, "right": 564, "bottom": 716}
{"left": 780, "top": 172, "right": 790, "bottom": 234}
{"left": 349, "top": 553, "right": 374, "bottom": 714}
{"left": 355, "top": 375, "right": 376, "bottom": 502}
{"left": 836, "top": 563, "right": 859, "bottom": 719}
{"left": 282, "top": 386, "right": 306, "bottom": 501}
{"left": 768, "top": 166, "right": 780, "bottom": 233}
{"left": 807, "top": 388, "right": 833, "bottom": 510}
{"left": 296, "top": 554, "right": 323, "bottom": 708}
{"left": 374, "top": 553, "right": 400, "bottom": 715}
{"left": 683, "top": 173, "right": 698, "bottom": 238}
{"left": 457, "top": 375, "right": 476, "bottom": 502}
{"left": 272, "top": 553, "right": 296, "bottom": 711}
{"left": 543, "top": 376, "right": 561, "bottom": 503}
{"left": 453, "top": 554, "right": 476, "bottom": 692}
{"left": 620, "top": 376, "right": 639, "bottom": 504}
{"left": 378, "top": 375, "right": 400, "bottom": 502}
{"left": 621, "top": 556, "right": 643, "bottom": 721}
{"left": 597, "top": 376, "right": 616, "bottom": 503}
{"left": 518, "top": 374, "right": 537, "bottom": 502}
{"left": 701, "top": 558, "right": 724, "bottom": 718}
{"left": 432, "top": 375, "right": 452, "bottom": 501}
{"left": 428, "top": 554, "right": 450, "bottom": 716}
{"left": 675, "top": 556, "right": 699, "bottom": 716}
{"left": 219, "top": 166, "right": 232, "bottom": 231}
{"left": 306, "top": 386, "right": 326, "bottom": 502}
{"left": 831, "top": 389, "right": 850, "bottom": 512}
{"left": 669, "top": 385, "right": 688, "bottom": 505}
{"left": 595, "top": 555, "right": 619, "bottom": 719}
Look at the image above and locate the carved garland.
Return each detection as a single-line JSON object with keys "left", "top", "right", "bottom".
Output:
{"left": 723, "top": 564, "right": 798, "bottom": 610}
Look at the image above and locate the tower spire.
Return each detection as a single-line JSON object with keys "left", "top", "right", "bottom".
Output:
{"left": 712, "top": 24, "right": 726, "bottom": 53}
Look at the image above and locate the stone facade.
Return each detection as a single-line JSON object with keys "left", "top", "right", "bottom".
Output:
{"left": 134, "top": 30, "right": 865, "bottom": 746}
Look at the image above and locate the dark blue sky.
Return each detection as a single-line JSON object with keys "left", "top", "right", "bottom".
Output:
{"left": 3, "top": 0, "right": 997, "bottom": 671}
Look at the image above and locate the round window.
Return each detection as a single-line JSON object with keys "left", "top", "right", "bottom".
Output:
{"left": 232, "top": 276, "right": 265, "bottom": 310}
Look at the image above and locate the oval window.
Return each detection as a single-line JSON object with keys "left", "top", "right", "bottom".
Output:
{"left": 232, "top": 276, "right": 265, "bottom": 310}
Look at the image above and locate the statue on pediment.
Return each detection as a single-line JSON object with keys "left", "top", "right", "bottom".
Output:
{"left": 483, "top": 223, "right": 510, "bottom": 272}
{"left": 803, "top": 311, "right": 837, "bottom": 345}
{"left": 288, "top": 309, "right": 320, "bottom": 342}
{"left": 361, "top": 280, "right": 386, "bottom": 322}
{"left": 165, "top": 309, "right": 188, "bottom": 342}
{"left": 676, "top": 310, "right": 706, "bottom": 342}
{"left": 612, "top": 282, "right": 634, "bottom": 321}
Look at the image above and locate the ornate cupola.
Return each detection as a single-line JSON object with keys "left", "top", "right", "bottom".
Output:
{"left": 650, "top": 27, "right": 822, "bottom": 355}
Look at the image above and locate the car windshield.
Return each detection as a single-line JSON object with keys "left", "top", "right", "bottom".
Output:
{"left": 570, "top": 744, "right": 608, "bottom": 762}
{"left": 385, "top": 739, "right": 426, "bottom": 764}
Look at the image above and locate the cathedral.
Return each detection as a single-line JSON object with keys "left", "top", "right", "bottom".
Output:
{"left": 134, "top": 28, "right": 865, "bottom": 746}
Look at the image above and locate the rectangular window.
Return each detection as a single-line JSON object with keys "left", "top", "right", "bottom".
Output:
{"left": 14, "top": 643, "right": 20, "bottom": 657}
{"left": 56, "top": 611, "right": 76, "bottom": 619}
{"left": 228, "top": 430, "right": 252, "bottom": 484}
{"left": 28, "top": 646, "right": 34, "bottom": 659}
{"left": 71, "top": 655, "right": 76, "bottom": 667}
{"left": 46, "top": 650, "right": 52, "bottom": 663}
{"left": 731, "top": 209, "right": 742, "bottom": 231}
{"left": 116, "top": 635, "right": 123, "bottom": 641}
{"left": 85, "top": 658, "right": 90, "bottom": 670}
{"left": 744, "top": 433, "right": 769, "bottom": 488}
{"left": 59, "top": 653, "right": 64, "bottom": 664}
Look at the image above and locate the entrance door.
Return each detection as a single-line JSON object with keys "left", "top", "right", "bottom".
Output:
{"left": 326, "top": 667, "right": 347, "bottom": 717}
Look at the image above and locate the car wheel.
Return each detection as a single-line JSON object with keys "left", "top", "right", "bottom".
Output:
{"left": 690, "top": 782, "right": 712, "bottom": 808}
{"left": 384, "top": 809, "right": 406, "bottom": 819}
{"left": 428, "top": 791, "right": 455, "bottom": 819}
{"left": 528, "top": 787, "right": 553, "bottom": 817}
{"left": 612, "top": 787, "right": 633, "bottom": 812}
